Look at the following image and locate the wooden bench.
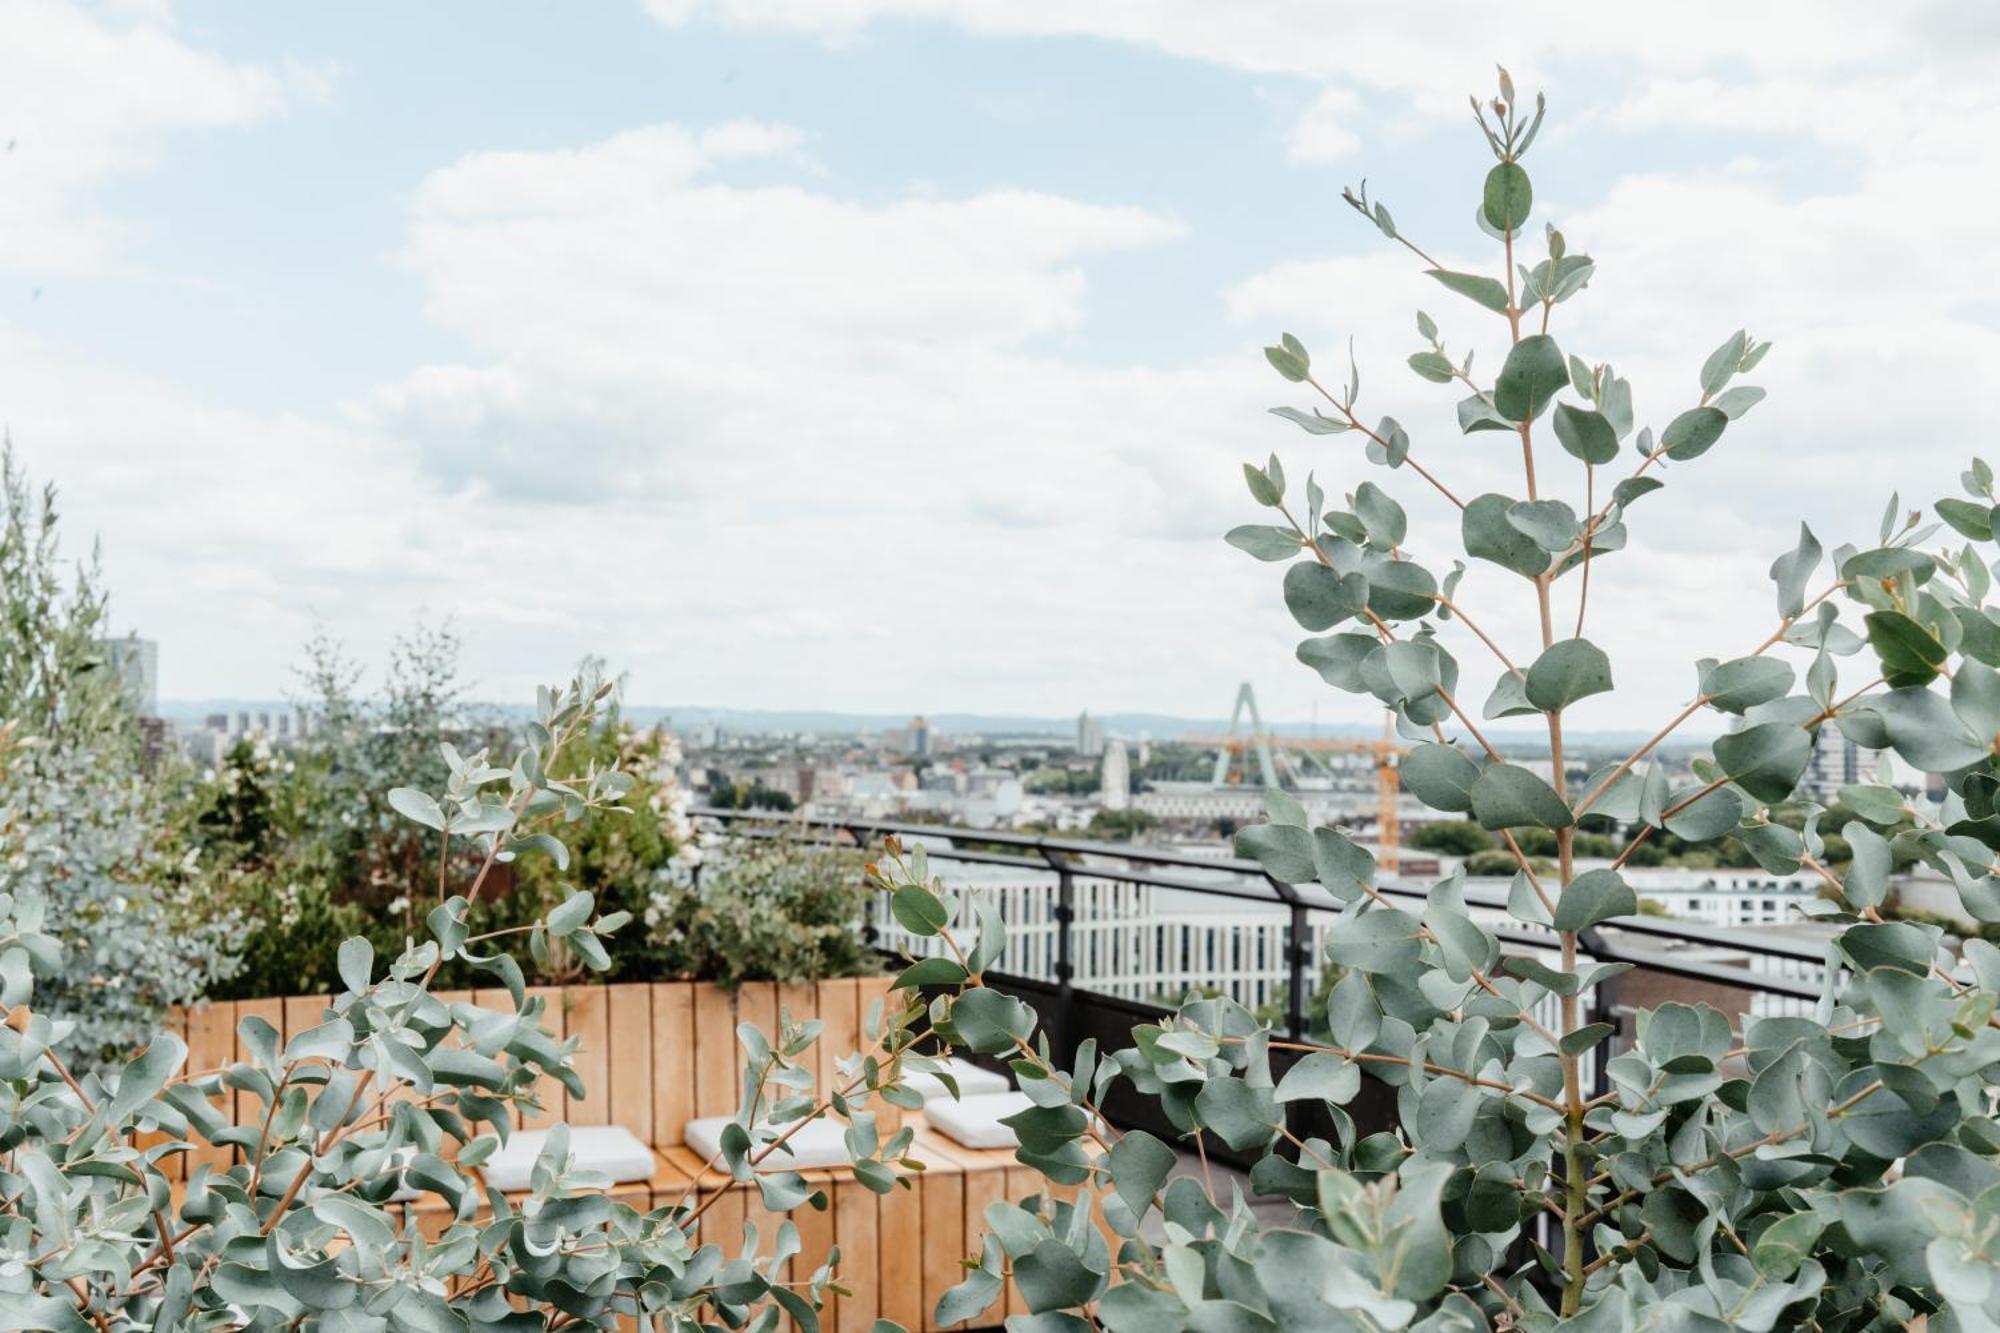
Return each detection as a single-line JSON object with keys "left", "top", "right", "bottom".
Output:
{"left": 169, "top": 979, "right": 1066, "bottom": 1331}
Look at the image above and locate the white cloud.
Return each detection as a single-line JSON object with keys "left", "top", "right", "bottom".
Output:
{"left": 17, "top": 3, "right": 2000, "bottom": 726}
{"left": 1287, "top": 87, "right": 1360, "bottom": 163}
{"left": 0, "top": 0, "right": 328, "bottom": 272}
{"left": 331, "top": 119, "right": 1325, "bottom": 715}
{"left": 367, "top": 121, "right": 1186, "bottom": 506}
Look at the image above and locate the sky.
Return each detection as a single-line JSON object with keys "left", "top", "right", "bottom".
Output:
{"left": 7, "top": 1, "right": 2000, "bottom": 729}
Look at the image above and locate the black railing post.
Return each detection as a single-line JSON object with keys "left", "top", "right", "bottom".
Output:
{"left": 1286, "top": 902, "right": 1309, "bottom": 1043}
{"left": 1578, "top": 924, "right": 1615, "bottom": 1101}
{"left": 1054, "top": 865, "right": 1076, "bottom": 1060}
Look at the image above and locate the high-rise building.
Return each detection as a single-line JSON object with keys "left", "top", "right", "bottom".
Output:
{"left": 911, "top": 715, "right": 931, "bottom": 757}
{"left": 1100, "top": 740, "right": 1131, "bottom": 811}
{"left": 1076, "top": 710, "right": 1104, "bottom": 758}
{"left": 98, "top": 637, "right": 159, "bottom": 716}
{"left": 1802, "top": 727, "right": 1886, "bottom": 798}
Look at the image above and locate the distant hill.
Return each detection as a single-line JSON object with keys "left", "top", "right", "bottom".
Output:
{"left": 158, "top": 698, "right": 1708, "bottom": 752}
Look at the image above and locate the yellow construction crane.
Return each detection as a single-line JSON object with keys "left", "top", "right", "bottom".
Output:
{"left": 1186, "top": 683, "right": 1407, "bottom": 870}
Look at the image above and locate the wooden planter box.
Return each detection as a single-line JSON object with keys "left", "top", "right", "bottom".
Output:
{"left": 167, "top": 975, "right": 1052, "bottom": 1331}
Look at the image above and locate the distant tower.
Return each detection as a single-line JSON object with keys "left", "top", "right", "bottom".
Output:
{"left": 911, "top": 715, "right": 931, "bottom": 757}
{"left": 1076, "top": 710, "right": 1104, "bottom": 758}
{"left": 1209, "top": 683, "right": 1279, "bottom": 788}
{"left": 1100, "top": 740, "right": 1131, "bottom": 811}
{"left": 1136, "top": 732, "right": 1151, "bottom": 767}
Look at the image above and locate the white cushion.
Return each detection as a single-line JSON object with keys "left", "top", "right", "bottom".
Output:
{"left": 927, "top": 1091, "right": 1033, "bottom": 1150}
{"left": 684, "top": 1114, "right": 853, "bottom": 1172}
{"left": 483, "top": 1125, "right": 655, "bottom": 1193}
{"left": 903, "top": 1057, "right": 1011, "bottom": 1103}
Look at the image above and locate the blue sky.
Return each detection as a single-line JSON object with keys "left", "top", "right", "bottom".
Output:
{"left": 6, "top": 2, "right": 1997, "bottom": 726}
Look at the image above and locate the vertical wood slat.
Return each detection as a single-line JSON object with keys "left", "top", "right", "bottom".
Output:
{"left": 184, "top": 1001, "right": 236, "bottom": 1175}
{"left": 651, "top": 982, "right": 694, "bottom": 1146}
{"left": 833, "top": 1178, "right": 878, "bottom": 1333}
{"left": 521, "top": 986, "right": 562, "bottom": 1129}
{"left": 605, "top": 983, "right": 653, "bottom": 1134}
{"left": 692, "top": 983, "right": 737, "bottom": 1117}
{"left": 704, "top": 1181, "right": 747, "bottom": 1254}
{"left": 791, "top": 1178, "right": 836, "bottom": 1328}
{"left": 563, "top": 985, "right": 609, "bottom": 1125}
{"left": 815, "top": 978, "right": 860, "bottom": 1102}
{"left": 878, "top": 1174, "right": 923, "bottom": 1332}
{"left": 283, "top": 995, "right": 328, "bottom": 1046}
{"left": 961, "top": 1159, "right": 1009, "bottom": 1316}
{"left": 919, "top": 1162, "right": 967, "bottom": 1332}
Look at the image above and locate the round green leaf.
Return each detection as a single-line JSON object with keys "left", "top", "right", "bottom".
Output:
{"left": 1552, "top": 403, "right": 1618, "bottom": 465}
{"left": 1463, "top": 493, "right": 1552, "bottom": 577}
{"left": 1699, "top": 656, "right": 1794, "bottom": 714}
{"left": 1481, "top": 162, "right": 1533, "bottom": 233}
{"left": 1296, "top": 633, "right": 1377, "bottom": 693}
{"left": 1661, "top": 406, "right": 1728, "bottom": 460}
{"left": 1553, "top": 869, "right": 1637, "bottom": 932}
{"left": 1283, "top": 563, "right": 1365, "bottom": 632}
{"left": 1712, "top": 722, "right": 1811, "bottom": 804}
{"left": 1400, "top": 743, "right": 1482, "bottom": 813}
{"left": 1468, "top": 763, "right": 1574, "bottom": 831}
{"left": 1525, "top": 638, "right": 1614, "bottom": 712}
{"left": 891, "top": 883, "right": 949, "bottom": 936}
{"left": 1493, "top": 334, "right": 1566, "bottom": 423}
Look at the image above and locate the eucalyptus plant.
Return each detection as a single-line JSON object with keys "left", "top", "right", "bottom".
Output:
{"left": 0, "top": 446, "right": 238, "bottom": 1068}
{"left": 0, "top": 671, "right": 925, "bottom": 1331}
{"left": 869, "top": 73, "right": 2000, "bottom": 1332}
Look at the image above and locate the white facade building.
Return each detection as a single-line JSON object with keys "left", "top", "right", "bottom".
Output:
{"left": 1100, "top": 740, "right": 1130, "bottom": 811}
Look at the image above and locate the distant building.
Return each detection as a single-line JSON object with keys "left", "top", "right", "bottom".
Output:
{"left": 883, "top": 715, "right": 932, "bottom": 756}
{"left": 99, "top": 637, "right": 158, "bottom": 716}
{"left": 1801, "top": 727, "right": 1886, "bottom": 799}
{"left": 1076, "top": 710, "right": 1104, "bottom": 758}
{"left": 1100, "top": 740, "right": 1131, "bottom": 811}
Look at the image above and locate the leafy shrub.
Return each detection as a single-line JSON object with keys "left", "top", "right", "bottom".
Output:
{"left": 0, "top": 449, "right": 237, "bottom": 1065}
{"left": 866, "top": 71, "right": 2000, "bottom": 1331}
{"left": 0, "top": 675, "right": 912, "bottom": 1327}
{"left": 646, "top": 833, "right": 880, "bottom": 987}
{"left": 501, "top": 706, "right": 698, "bottom": 983}
{"left": 172, "top": 642, "right": 721, "bottom": 995}
{"left": 1408, "top": 819, "right": 1494, "bottom": 856}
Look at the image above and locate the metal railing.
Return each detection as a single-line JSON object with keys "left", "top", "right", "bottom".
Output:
{"left": 689, "top": 805, "right": 1842, "bottom": 1119}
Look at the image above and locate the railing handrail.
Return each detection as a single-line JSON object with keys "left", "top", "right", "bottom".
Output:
{"left": 690, "top": 804, "right": 1839, "bottom": 997}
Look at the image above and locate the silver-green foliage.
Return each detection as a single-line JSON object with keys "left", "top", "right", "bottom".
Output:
{"left": 883, "top": 72, "right": 2000, "bottom": 1332}
{"left": 0, "top": 447, "right": 239, "bottom": 1067}
{"left": 0, "top": 673, "right": 919, "bottom": 1330}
